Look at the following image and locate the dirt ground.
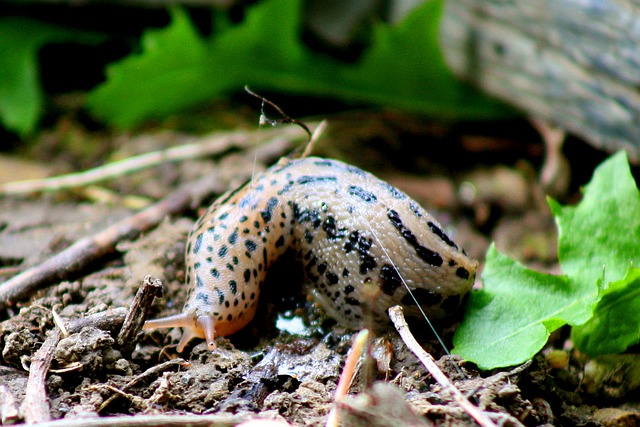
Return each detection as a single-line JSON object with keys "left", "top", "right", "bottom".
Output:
{"left": 1, "top": 111, "right": 639, "bottom": 426}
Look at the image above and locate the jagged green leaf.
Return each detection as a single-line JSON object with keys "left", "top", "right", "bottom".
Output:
{"left": 454, "top": 151, "right": 640, "bottom": 369}
{"left": 87, "top": 0, "right": 511, "bottom": 128}
{"left": 452, "top": 246, "right": 598, "bottom": 369}
{"left": 86, "top": 9, "right": 211, "bottom": 127}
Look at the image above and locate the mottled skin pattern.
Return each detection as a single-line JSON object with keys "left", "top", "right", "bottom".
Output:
{"left": 144, "top": 157, "right": 478, "bottom": 351}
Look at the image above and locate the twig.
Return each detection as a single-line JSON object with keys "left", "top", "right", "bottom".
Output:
{"left": 117, "top": 275, "right": 163, "bottom": 356}
{"left": 388, "top": 306, "right": 498, "bottom": 427}
{"left": 67, "top": 307, "right": 129, "bottom": 335}
{"left": 98, "top": 358, "right": 185, "bottom": 413}
{"left": 0, "top": 126, "right": 308, "bottom": 196}
{"left": 23, "top": 414, "right": 243, "bottom": 427}
{"left": 20, "top": 308, "right": 128, "bottom": 424}
{"left": 0, "top": 190, "right": 191, "bottom": 311}
{"left": 300, "top": 120, "right": 328, "bottom": 159}
{"left": 244, "top": 87, "right": 312, "bottom": 140}
{"left": 326, "top": 329, "right": 369, "bottom": 427}
{"left": 21, "top": 329, "right": 59, "bottom": 424}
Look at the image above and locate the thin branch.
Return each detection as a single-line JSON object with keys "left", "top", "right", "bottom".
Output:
{"left": 388, "top": 306, "right": 501, "bottom": 427}
{"left": 24, "top": 414, "right": 243, "bottom": 427}
{"left": 117, "top": 275, "right": 164, "bottom": 356}
{"left": 244, "top": 86, "right": 312, "bottom": 140}
{"left": 0, "top": 190, "right": 191, "bottom": 311}
{"left": 0, "top": 126, "right": 308, "bottom": 196}
{"left": 326, "top": 329, "right": 369, "bottom": 427}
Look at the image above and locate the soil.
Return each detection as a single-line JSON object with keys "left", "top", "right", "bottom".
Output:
{"left": 1, "top": 111, "right": 639, "bottom": 427}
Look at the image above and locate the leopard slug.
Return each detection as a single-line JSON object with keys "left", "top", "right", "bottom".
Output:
{"left": 144, "top": 157, "right": 477, "bottom": 351}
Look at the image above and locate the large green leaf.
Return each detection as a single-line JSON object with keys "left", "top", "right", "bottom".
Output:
{"left": 87, "top": 0, "right": 511, "bottom": 128}
{"left": 454, "top": 151, "right": 640, "bottom": 369}
{"left": 86, "top": 9, "right": 211, "bottom": 127}
{"left": 453, "top": 246, "right": 598, "bottom": 369}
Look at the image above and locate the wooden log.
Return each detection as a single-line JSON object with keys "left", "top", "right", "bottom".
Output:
{"left": 440, "top": 0, "right": 640, "bottom": 161}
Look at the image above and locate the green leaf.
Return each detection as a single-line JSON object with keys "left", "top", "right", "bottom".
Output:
{"left": 87, "top": 0, "right": 511, "bottom": 128}
{"left": 454, "top": 151, "right": 640, "bottom": 369}
{"left": 550, "top": 151, "right": 640, "bottom": 288}
{"left": 452, "top": 246, "right": 598, "bottom": 369}
{"left": 87, "top": 9, "right": 211, "bottom": 127}
{"left": 0, "top": 18, "right": 95, "bottom": 137}
{"left": 573, "top": 268, "right": 640, "bottom": 356}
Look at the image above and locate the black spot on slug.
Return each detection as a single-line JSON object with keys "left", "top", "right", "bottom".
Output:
{"left": 387, "top": 209, "right": 443, "bottom": 267}
{"left": 380, "top": 264, "right": 403, "bottom": 296}
{"left": 317, "top": 262, "right": 327, "bottom": 275}
{"left": 218, "top": 245, "right": 228, "bottom": 258}
{"left": 296, "top": 175, "right": 338, "bottom": 185}
{"left": 193, "top": 233, "right": 203, "bottom": 254}
{"left": 345, "top": 297, "right": 360, "bottom": 306}
{"left": 428, "top": 221, "right": 458, "bottom": 249}
{"left": 196, "top": 292, "right": 209, "bottom": 303}
{"left": 229, "top": 280, "right": 237, "bottom": 294}
{"left": 441, "top": 294, "right": 462, "bottom": 312}
{"left": 244, "top": 269, "right": 251, "bottom": 283}
{"left": 215, "top": 287, "right": 225, "bottom": 304}
{"left": 245, "top": 240, "right": 258, "bottom": 253}
{"left": 261, "top": 196, "right": 279, "bottom": 223}
{"left": 326, "top": 272, "right": 339, "bottom": 285}
{"left": 275, "top": 235, "right": 285, "bottom": 248}
{"left": 382, "top": 182, "right": 407, "bottom": 199}
{"left": 210, "top": 269, "right": 220, "bottom": 279}
{"left": 228, "top": 229, "right": 239, "bottom": 245}
{"left": 456, "top": 267, "right": 470, "bottom": 280}
{"left": 348, "top": 185, "right": 377, "bottom": 203}
{"left": 304, "top": 229, "right": 314, "bottom": 244}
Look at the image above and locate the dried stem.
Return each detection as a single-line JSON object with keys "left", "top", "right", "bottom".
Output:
{"left": 0, "top": 126, "right": 308, "bottom": 196}
{"left": 117, "top": 275, "right": 163, "bottom": 356}
{"left": 0, "top": 190, "right": 190, "bottom": 311}
{"left": 388, "top": 306, "right": 499, "bottom": 427}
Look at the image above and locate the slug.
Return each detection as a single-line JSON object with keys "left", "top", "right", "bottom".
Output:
{"left": 143, "top": 157, "right": 477, "bottom": 351}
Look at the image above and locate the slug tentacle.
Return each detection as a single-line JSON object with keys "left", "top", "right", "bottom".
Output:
{"left": 144, "top": 157, "right": 477, "bottom": 351}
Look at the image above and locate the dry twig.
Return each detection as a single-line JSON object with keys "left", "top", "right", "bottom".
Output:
{"left": 325, "top": 329, "right": 369, "bottom": 427}
{"left": 117, "top": 275, "right": 164, "bottom": 356}
{"left": 388, "top": 305, "right": 501, "bottom": 427}
{"left": 24, "top": 414, "right": 242, "bottom": 427}
{"left": 98, "top": 358, "right": 185, "bottom": 413}
{"left": 0, "top": 190, "right": 190, "bottom": 311}
{"left": 0, "top": 126, "right": 308, "bottom": 196}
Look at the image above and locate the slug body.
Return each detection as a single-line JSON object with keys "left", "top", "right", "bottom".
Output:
{"left": 144, "top": 157, "right": 477, "bottom": 351}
